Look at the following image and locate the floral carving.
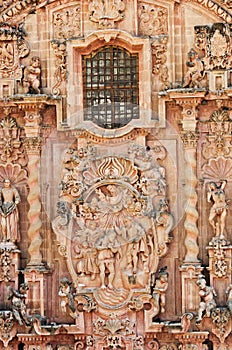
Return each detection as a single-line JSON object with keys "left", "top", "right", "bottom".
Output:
{"left": 0, "top": 310, "right": 16, "bottom": 348}
{"left": 151, "top": 36, "right": 170, "bottom": 90}
{"left": 0, "top": 249, "right": 12, "bottom": 281}
{"left": 89, "top": 0, "right": 125, "bottom": 29}
{"left": 213, "top": 246, "right": 227, "bottom": 278}
{"left": 93, "top": 314, "right": 135, "bottom": 336}
{"left": 138, "top": 3, "right": 168, "bottom": 36}
{"left": 202, "top": 109, "right": 232, "bottom": 160}
{"left": 0, "top": 116, "right": 27, "bottom": 166}
{"left": 53, "top": 4, "right": 81, "bottom": 39}
{"left": 128, "top": 296, "right": 144, "bottom": 311}
{"left": 211, "top": 307, "right": 231, "bottom": 343}
{"left": 133, "top": 335, "right": 144, "bottom": 350}
{"left": 0, "top": 24, "right": 29, "bottom": 78}
{"left": 51, "top": 41, "right": 66, "bottom": 96}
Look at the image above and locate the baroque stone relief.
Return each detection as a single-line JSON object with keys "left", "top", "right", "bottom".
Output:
{"left": 0, "top": 24, "right": 29, "bottom": 79}
{"left": 194, "top": 23, "right": 232, "bottom": 70}
{"left": 51, "top": 41, "right": 67, "bottom": 96}
{"left": 138, "top": 2, "right": 168, "bottom": 36}
{"left": 202, "top": 109, "right": 232, "bottom": 161}
{"left": 88, "top": 0, "right": 125, "bottom": 29}
{"left": 151, "top": 36, "right": 170, "bottom": 90}
{"left": 52, "top": 3, "right": 81, "bottom": 39}
{"left": 53, "top": 142, "right": 173, "bottom": 311}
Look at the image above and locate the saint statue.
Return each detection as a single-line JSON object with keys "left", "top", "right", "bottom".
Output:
{"left": 207, "top": 180, "right": 229, "bottom": 238}
{"left": 0, "top": 179, "right": 20, "bottom": 243}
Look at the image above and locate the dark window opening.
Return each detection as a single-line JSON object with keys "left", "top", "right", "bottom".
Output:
{"left": 83, "top": 46, "right": 139, "bottom": 129}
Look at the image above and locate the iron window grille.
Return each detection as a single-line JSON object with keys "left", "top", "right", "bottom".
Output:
{"left": 82, "top": 46, "right": 139, "bottom": 129}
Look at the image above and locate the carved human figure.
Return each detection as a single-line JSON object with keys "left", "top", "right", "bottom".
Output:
{"left": 23, "top": 56, "right": 41, "bottom": 94}
{"left": 0, "top": 179, "right": 20, "bottom": 243}
{"left": 8, "top": 283, "right": 30, "bottom": 326}
{"left": 196, "top": 275, "right": 217, "bottom": 323}
{"left": 183, "top": 48, "right": 204, "bottom": 88}
{"left": 152, "top": 266, "right": 169, "bottom": 313}
{"left": 74, "top": 240, "right": 98, "bottom": 279}
{"left": 58, "top": 277, "right": 78, "bottom": 319}
{"left": 96, "top": 233, "right": 119, "bottom": 289}
{"left": 127, "top": 235, "right": 149, "bottom": 274}
{"left": 207, "top": 180, "right": 228, "bottom": 238}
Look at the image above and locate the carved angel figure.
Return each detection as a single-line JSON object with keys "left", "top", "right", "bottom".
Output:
{"left": 8, "top": 283, "right": 30, "bottom": 326}
{"left": 0, "top": 179, "right": 20, "bottom": 243}
{"left": 58, "top": 277, "right": 78, "bottom": 319}
{"left": 151, "top": 266, "right": 169, "bottom": 313}
{"left": 207, "top": 180, "right": 229, "bottom": 238}
{"left": 196, "top": 275, "right": 217, "bottom": 323}
{"left": 23, "top": 56, "right": 41, "bottom": 94}
{"left": 183, "top": 48, "right": 204, "bottom": 88}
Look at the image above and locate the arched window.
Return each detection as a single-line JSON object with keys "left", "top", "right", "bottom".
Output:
{"left": 82, "top": 46, "right": 139, "bottom": 129}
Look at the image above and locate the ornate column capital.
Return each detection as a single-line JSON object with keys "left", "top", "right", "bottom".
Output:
{"left": 180, "top": 130, "right": 199, "bottom": 148}
{"left": 23, "top": 137, "right": 42, "bottom": 155}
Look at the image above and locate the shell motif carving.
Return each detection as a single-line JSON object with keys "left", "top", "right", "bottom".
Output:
{"left": 202, "top": 157, "right": 232, "bottom": 181}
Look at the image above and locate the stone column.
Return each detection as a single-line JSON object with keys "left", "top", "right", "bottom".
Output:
{"left": 175, "top": 97, "right": 202, "bottom": 265}
{"left": 181, "top": 129, "right": 200, "bottom": 264}
{"left": 174, "top": 95, "right": 204, "bottom": 314}
{"left": 23, "top": 109, "right": 43, "bottom": 268}
{"left": 22, "top": 105, "right": 49, "bottom": 317}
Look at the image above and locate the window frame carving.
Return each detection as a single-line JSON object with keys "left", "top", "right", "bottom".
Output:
{"left": 63, "top": 30, "right": 153, "bottom": 136}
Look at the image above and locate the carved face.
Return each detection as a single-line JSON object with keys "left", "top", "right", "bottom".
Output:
{"left": 3, "top": 179, "right": 11, "bottom": 188}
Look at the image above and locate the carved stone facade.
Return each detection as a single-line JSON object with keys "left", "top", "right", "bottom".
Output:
{"left": 0, "top": 1, "right": 231, "bottom": 349}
